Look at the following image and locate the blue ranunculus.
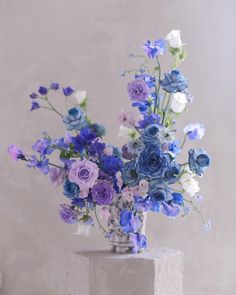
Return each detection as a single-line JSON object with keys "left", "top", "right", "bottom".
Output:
{"left": 160, "top": 70, "right": 188, "bottom": 93}
{"left": 148, "top": 180, "right": 173, "bottom": 205}
{"left": 137, "top": 145, "right": 169, "bottom": 179}
{"left": 141, "top": 124, "right": 160, "bottom": 145}
{"left": 163, "top": 163, "right": 181, "bottom": 184}
{"left": 100, "top": 155, "right": 123, "bottom": 176}
{"left": 63, "top": 86, "right": 74, "bottom": 96}
{"left": 188, "top": 149, "right": 210, "bottom": 176}
{"left": 122, "top": 160, "right": 140, "bottom": 187}
{"left": 63, "top": 179, "right": 80, "bottom": 199}
{"left": 63, "top": 107, "right": 87, "bottom": 131}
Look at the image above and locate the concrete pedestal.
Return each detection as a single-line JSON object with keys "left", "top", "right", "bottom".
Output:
{"left": 66, "top": 248, "right": 183, "bottom": 295}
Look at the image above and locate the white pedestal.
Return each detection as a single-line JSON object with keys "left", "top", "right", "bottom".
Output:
{"left": 66, "top": 248, "right": 183, "bottom": 295}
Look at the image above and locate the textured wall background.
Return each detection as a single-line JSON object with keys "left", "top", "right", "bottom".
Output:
{"left": 0, "top": 0, "right": 235, "bottom": 294}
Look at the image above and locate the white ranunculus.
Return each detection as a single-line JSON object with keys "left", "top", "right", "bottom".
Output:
{"left": 74, "top": 90, "right": 87, "bottom": 104}
{"left": 74, "top": 222, "right": 91, "bottom": 236}
{"left": 180, "top": 173, "right": 200, "bottom": 197}
{"left": 166, "top": 30, "right": 182, "bottom": 48}
{"left": 170, "top": 92, "right": 188, "bottom": 113}
{"left": 118, "top": 126, "right": 132, "bottom": 139}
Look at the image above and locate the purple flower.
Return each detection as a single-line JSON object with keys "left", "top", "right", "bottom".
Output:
{"left": 160, "top": 70, "right": 188, "bottom": 93}
{"left": 135, "top": 74, "right": 156, "bottom": 88}
{"left": 91, "top": 181, "right": 114, "bottom": 205}
{"left": 37, "top": 159, "right": 49, "bottom": 174}
{"left": 183, "top": 123, "right": 205, "bottom": 140}
{"left": 59, "top": 204, "right": 77, "bottom": 224}
{"left": 49, "top": 167, "right": 66, "bottom": 187}
{"left": 30, "top": 101, "right": 40, "bottom": 111}
{"left": 68, "top": 159, "right": 99, "bottom": 191}
{"left": 100, "top": 155, "right": 123, "bottom": 176}
{"left": 63, "top": 86, "right": 74, "bottom": 96}
{"left": 162, "top": 202, "right": 180, "bottom": 217}
{"left": 7, "top": 145, "right": 24, "bottom": 161}
{"left": 121, "top": 144, "right": 134, "bottom": 160}
{"left": 138, "top": 114, "right": 160, "bottom": 128}
{"left": 127, "top": 79, "right": 149, "bottom": 102}
{"left": 50, "top": 82, "right": 59, "bottom": 90}
{"left": 143, "top": 39, "right": 166, "bottom": 58}
{"left": 38, "top": 86, "right": 48, "bottom": 95}
{"left": 80, "top": 127, "right": 97, "bottom": 144}
{"left": 29, "top": 92, "right": 38, "bottom": 99}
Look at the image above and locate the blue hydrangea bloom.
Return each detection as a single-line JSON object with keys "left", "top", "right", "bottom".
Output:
{"left": 137, "top": 145, "right": 170, "bottom": 179}
{"left": 63, "top": 107, "right": 87, "bottom": 131}
{"left": 63, "top": 179, "right": 80, "bottom": 199}
{"left": 122, "top": 160, "right": 140, "bottom": 187}
{"left": 143, "top": 39, "right": 166, "bottom": 58}
{"left": 100, "top": 155, "right": 123, "bottom": 176}
{"left": 188, "top": 149, "right": 210, "bottom": 176}
{"left": 30, "top": 101, "right": 40, "bottom": 111}
{"left": 38, "top": 86, "right": 48, "bottom": 95}
{"left": 141, "top": 124, "right": 160, "bottom": 145}
{"left": 160, "top": 70, "right": 188, "bottom": 93}
{"left": 63, "top": 86, "right": 74, "bottom": 96}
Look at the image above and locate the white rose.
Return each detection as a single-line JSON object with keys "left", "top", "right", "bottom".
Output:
{"left": 180, "top": 173, "right": 200, "bottom": 197}
{"left": 166, "top": 30, "right": 182, "bottom": 48}
{"left": 74, "top": 222, "right": 91, "bottom": 236}
{"left": 118, "top": 126, "right": 132, "bottom": 139}
{"left": 74, "top": 90, "right": 87, "bottom": 104}
{"left": 170, "top": 92, "right": 188, "bottom": 113}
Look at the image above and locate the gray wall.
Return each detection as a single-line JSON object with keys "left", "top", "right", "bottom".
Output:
{"left": 0, "top": 0, "right": 235, "bottom": 294}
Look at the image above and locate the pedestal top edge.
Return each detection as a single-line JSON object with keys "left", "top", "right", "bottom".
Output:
{"left": 71, "top": 248, "right": 183, "bottom": 260}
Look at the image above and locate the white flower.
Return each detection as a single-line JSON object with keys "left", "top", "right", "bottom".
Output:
{"left": 170, "top": 92, "right": 188, "bottom": 113}
{"left": 74, "top": 90, "right": 87, "bottom": 104}
{"left": 183, "top": 123, "right": 205, "bottom": 140}
{"left": 180, "top": 173, "right": 200, "bottom": 197}
{"left": 166, "top": 30, "right": 183, "bottom": 48}
{"left": 118, "top": 126, "right": 132, "bottom": 139}
{"left": 74, "top": 222, "right": 91, "bottom": 236}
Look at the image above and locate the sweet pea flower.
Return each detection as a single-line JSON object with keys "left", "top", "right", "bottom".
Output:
{"left": 183, "top": 123, "right": 206, "bottom": 140}
{"left": 7, "top": 145, "right": 24, "bottom": 161}
{"left": 170, "top": 92, "right": 188, "bottom": 113}
{"left": 49, "top": 167, "right": 66, "bottom": 187}
{"left": 117, "top": 110, "right": 138, "bottom": 128}
{"left": 166, "top": 30, "right": 183, "bottom": 48}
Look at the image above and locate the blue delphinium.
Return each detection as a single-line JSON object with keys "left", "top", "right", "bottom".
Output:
{"left": 122, "top": 160, "right": 140, "bottom": 187}
{"left": 138, "top": 114, "right": 160, "bottom": 128}
{"left": 160, "top": 70, "right": 188, "bottom": 93}
{"left": 143, "top": 39, "right": 166, "bottom": 58}
{"left": 100, "top": 155, "right": 123, "bottom": 176}
{"left": 80, "top": 127, "right": 97, "bottom": 144}
{"left": 188, "top": 149, "right": 210, "bottom": 176}
{"left": 63, "top": 179, "right": 80, "bottom": 199}
{"left": 63, "top": 107, "right": 87, "bottom": 131}
{"left": 120, "top": 210, "right": 134, "bottom": 233}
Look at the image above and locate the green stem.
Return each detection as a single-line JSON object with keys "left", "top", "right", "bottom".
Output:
{"left": 180, "top": 134, "right": 187, "bottom": 149}
{"left": 161, "top": 93, "right": 172, "bottom": 125}
{"left": 154, "top": 56, "right": 161, "bottom": 113}
{"left": 45, "top": 97, "right": 64, "bottom": 118}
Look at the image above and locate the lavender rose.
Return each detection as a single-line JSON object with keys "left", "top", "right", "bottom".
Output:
{"left": 68, "top": 159, "right": 99, "bottom": 192}
{"left": 127, "top": 79, "right": 149, "bottom": 102}
{"left": 91, "top": 181, "right": 114, "bottom": 205}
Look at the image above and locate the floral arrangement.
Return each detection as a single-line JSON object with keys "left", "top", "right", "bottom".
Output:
{"left": 8, "top": 30, "right": 210, "bottom": 253}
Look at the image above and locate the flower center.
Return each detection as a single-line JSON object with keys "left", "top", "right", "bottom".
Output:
{"left": 78, "top": 167, "right": 91, "bottom": 180}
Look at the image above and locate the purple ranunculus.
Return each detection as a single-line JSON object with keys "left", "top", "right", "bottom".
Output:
{"left": 68, "top": 159, "right": 99, "bottom": 191}
{"left": 121, "top": 144, "right": 135, "bottom": 160}
{"left": 7, "top": 144, "right": 24, "bottom": 161}
{"left": 143, "top": 39, "right": 166, "bottom": 58}
{"left": 63, "top": 86, "right": 74, "bottom": 96}
{"left": 127, "top": 79, "right": 149, "bottom": 102}
{"left": 30, "top": 101, "right": 40, "bottom": 111}
{"left": 91, "top": 181, "right": 114, "bottom": 205}
{"left": 183, "top": 123, "right": 205, "bottom": 140}
{"left": 59, "top": 204, "right": 77, "bottom": 224}
{"left": 38, "top": 86, "right": 48, "bottom": 95}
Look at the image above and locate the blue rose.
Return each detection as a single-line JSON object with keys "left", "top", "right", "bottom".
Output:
{"left": 122, "top": 160, "right": 140, "bottom": 187}
{"left": 63, "top": 107, "right": 87, "bottom": 131}
{"left": 162, "top": 163, "right": 181, "bottom": 184}
{"left": 160, "top": 70, "right": 188, "bottom": 93}
{"left": 137, "top": 145, "right": 170, "bottom": 179}
{"left": 63, "top": 179, "right": 80, "bottom": 199}
{"left": 141, "top": 124, "right": 160, "bottom": 145}
{"left": 100, "top": 155, "right": 123, "bottom": 176}
{"left": 188, "top": 149, "right": 210, "bottom": 176}
{"left": 148, "top": 180, "right": 173, "bottom": 205}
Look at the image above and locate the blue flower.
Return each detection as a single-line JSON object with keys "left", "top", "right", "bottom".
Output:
{"left": 38, "top": 86, "right": 48, "bottom": 95}
{"left": 59, "top": 204, "right": 77, "bottom": 224}
{"left": 183, "top": 123, "right": 205, "bottom": 140}
{"left": 90, "top": 123, "right": 106, "bottom": 137}
{"left": 130, "top": 233, "right": 147, "bottom": 253}
{"left": 188, "top": 149, "right": 210, "bottom": 176}
{"left": 29, "top": 92, "right": 38, "bottom": 99}
{"left": 138, "top": 114, "right": 160, "bottom": 128}
{"left": 134, "top": 196, "right": 153, "bottom": 211}
{"left": 80, "top": 127, "right": 97, "bottom": 144}
{"left": 162, "top": 202, "right": 180, "bottom": 217}
{"left": 160, "top": 70, "right": 188, "bottom": 93}
{"left": 122, "top": 160, "right": 140, "bottom": 187}
{"left": 71, "top": 198, "right": 85, "bottom": 208}
{"left": 63, "top": 86, "right": 74, "bottom": 96}
{"left": 63, "top": 107, "right": 87, "bottom": 131}
{"left": 120, "top": 210, "right": 133, "bottom": 233}
{"left": 50, "top": 82, "right": 59, "bottom": 90}
{"left": 70, "top": 135, "right": 85, "bottom": 152}
{"left": 36, "top": 159, "right": 49, "bottom": 174}
{"left": 132, "top": 100, "right": 152, "bottom": 113}
{"left": 135, "top": 74, "right": 156, "bottom": 88}
{"left": 30, "top": 101, "right": 40, "bottom": 111}
{"left": 88, "top": 141, "right": 105, "bottom": 156}
{"left": 100, "top": 155, "right": 123, "bottom": 176}
{"left": 141, "top": 124, "right": 160, "bottom": 145}
{"left": 169, "top": 140, "right": 181, "bottom": 155}
{"left": 143, "top": 39, "right": 166, "bottom": 58}
{"left": 137, "top": 145, "right": 169, "bottom": 179}
{"left": 162, "top": 163, "right": 181, "bottom": 184}
{"left": 63, "top": 179, "right": 80, "bottom": 199}
{"left": 148, "top": 181, "right": 173, "bottom": 205}
{"left": 172, "top": 192, "right": 183, "bottom": 205}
